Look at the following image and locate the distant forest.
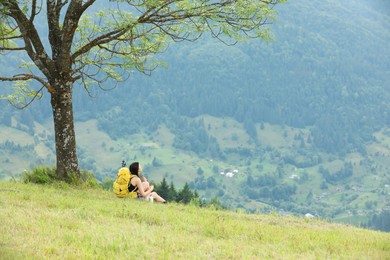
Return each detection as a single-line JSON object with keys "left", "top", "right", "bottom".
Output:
{"left": 82, "top": 0, "right": 390, "bottom": 158}
{"left": 1, "top": 0, "right": 389, "bottom": 158}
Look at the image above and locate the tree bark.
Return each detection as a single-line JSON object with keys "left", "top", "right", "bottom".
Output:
{"left": 50, "top": 82, "right": 79, "bottom": 178}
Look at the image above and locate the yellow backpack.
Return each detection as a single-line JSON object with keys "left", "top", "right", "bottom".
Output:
{"left": 113, "top": 167, "right": 138, "bottom": 198}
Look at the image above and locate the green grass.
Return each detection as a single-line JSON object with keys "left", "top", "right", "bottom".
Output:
{"left": 1, "top": 181, "right": 389, "bottom": 259}
{"left": 201, "top": 115, "right": 254, "bottom": 150}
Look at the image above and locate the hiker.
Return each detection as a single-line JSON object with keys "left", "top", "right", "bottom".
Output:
{"left": 129, "top": 162, "right": 166, "bottom": 203}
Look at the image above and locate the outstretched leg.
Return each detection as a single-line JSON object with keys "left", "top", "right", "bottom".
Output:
{"left": 151, "top": 191, "right": 166, "bottom": 203}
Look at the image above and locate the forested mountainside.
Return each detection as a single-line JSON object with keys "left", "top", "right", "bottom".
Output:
{"left": 1, "top": 0, "right": 390, "bottom": 230}
{"left": 77, "top": 0, "right": 390, "bottom": 156}
{"left": 1, "top": 0, "right": 389, "bottom": 157}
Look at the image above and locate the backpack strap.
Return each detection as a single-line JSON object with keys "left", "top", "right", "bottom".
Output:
{"left": 128, "top": 174, "right": 139, "bottom": 193}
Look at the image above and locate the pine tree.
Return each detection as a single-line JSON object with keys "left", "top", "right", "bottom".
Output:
{"left": 156, "top": 177, "right": 170, "bottom": 200}
{"left": 177, "top": 183, "right": 193, "bottom": 204}
{"left": 168, "top": 181, "right": 178, "bottom": 202}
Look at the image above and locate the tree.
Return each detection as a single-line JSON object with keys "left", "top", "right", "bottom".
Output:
{"left": 0, "top": 0, "right": 284, "bottom": 178}
{"left": 177, "top": 182, "right": 193, "bottom": 204}
{"left": 155, "top": 177, "right": 169, "bottom": 200}
{"left": 167, "top": 181, "right": 177, "bottom": 201}
{"left": 208, "top": 196, "right": 225, "bottom": 210}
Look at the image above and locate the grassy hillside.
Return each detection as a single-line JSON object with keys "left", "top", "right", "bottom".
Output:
{"left": 1, "top": 116, "right": 390, "bottom": 228}
{"left": 0, "top": 181, "right": 389, "bottom": 259}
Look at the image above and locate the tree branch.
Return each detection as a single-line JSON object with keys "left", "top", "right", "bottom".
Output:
{"left": 0, "top": 46, "right": 26, "bottom": 51}
{"left": 61, "top": 0, "right": 96, "bottom": 55}
{"left": 2, "top": 0, "right": 53, "bottom": 78}
{"left": 72, "top": 28, "right": 129, "bottom": 60}
{"left": 30, "top": 0, "right": 37, "bottom": 23}
{"left": 0, "top": 34, "right": 22, "bottom": 41}
{"left": 8, "top": 85, "right": 45, "bottom": 110}
{"left": 0, "top": 74, "right": 55, "bottom": 94}
{"left": 47, "top": 0, "right": 62, "bottom": 59}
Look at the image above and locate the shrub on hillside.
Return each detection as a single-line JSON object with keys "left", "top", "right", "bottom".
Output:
{"left": 77, "top": 170, "right": 100, "bottom": 189}
{"left": 22, "top": 166, "right": 99, "bottom": 188}
{"left": 22, "top": 166, "right": 57, "bottom": 184}
{"left": 101, "top": 177, "right": 115, "bottom": 191}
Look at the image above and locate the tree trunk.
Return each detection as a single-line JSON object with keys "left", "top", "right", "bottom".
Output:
{"left": 50, "top": 82, "right": 79, "bottom": 178}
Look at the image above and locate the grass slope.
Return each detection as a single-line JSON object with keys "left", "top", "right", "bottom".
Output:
{"left": 1, "top": 182, "right": 389, "bottom": 259}
{"left": 1, "top": 117, "right": 390, "bottom": 226}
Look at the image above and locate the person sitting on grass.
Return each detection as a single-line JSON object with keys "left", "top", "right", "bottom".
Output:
{"left": 129, "top": 162, "right": 166, "bottom": 203}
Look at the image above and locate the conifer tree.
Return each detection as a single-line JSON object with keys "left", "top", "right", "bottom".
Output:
{"left": 177, "top": 182, "right": 193, "bottom": 204}
{"left": 156, "top": 177, "right": 169, "bottom": 200}
{"left": 168, "top": 181, "right": 177, "bottom": 202}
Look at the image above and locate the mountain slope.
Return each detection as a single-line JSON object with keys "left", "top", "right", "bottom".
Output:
{"left": 1, "top": 0, "right": 390, "bottom": 229}
{"left": 1, "top": 182, "right": 389, "bottom": 259}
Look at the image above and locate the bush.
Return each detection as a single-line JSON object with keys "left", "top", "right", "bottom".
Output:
{"left": 22, "top": 166, "right": 100, "bottom": 188}
{"left": 22, "top": 166, "right": 57, "bottom": 184}
{"left": 101, "top": 177, "right": 115, "bottom": 191}
{"left": 78, "top": 170, "right": 100, "bottom": 189}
